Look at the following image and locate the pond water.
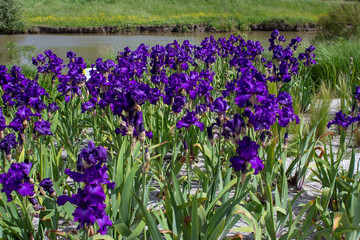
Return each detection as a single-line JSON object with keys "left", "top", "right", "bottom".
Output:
{"left": 0, "top": 31, "right": 316, "bottom": 64}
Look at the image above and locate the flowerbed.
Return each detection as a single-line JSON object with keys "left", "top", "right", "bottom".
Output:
{"left": 0, "top": 30, "right": 359, "bottom": 240}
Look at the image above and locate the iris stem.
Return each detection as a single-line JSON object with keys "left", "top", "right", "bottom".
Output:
{"left": 210, "top": 141, "right": 215, "bottom": 201}
{"left": 141, "top": 143, "right": 146, "bottom": 205}
{"left": 1, "top": 150, "right": 5, "bottom": 173}
{"left": 234, "top": 172, "right": 241, "bottom": 199}
{"left": 186, "top": 150, "right": 190, "bottom": 196}
{"left": 218, "top": 125, "right": 222, "bottom": 168}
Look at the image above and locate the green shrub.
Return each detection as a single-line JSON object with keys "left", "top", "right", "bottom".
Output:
{"left": 316, "top": 2, "right": 360, "bottom": 40}
{"left": 0, "top": 0, "right": 25, "bottom": 33}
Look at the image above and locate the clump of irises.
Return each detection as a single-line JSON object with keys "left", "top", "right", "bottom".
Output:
{"left": 0, "top": 162, "right": 48, "bottom": 211}
{"left": 57, "top": 141, "right": 114, "bottom": 235}
{"left": 229, "top": 136, "right": 264, "bottom": 176}
{"left": 0, "top": 30, "right": 318, "bottom": 237}
{"left": 327, "top": 86, "right": 360, "bottom": 130}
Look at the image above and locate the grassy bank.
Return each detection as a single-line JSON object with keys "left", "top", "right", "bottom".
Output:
{"left": 310, "top": 39, "right": 360, "bottom": 87}
{"left": 21, "top": 0, "right": 343, "bottom": 30}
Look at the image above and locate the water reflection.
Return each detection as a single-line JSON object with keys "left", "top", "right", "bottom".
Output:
{"left": 0, "top": 31, "right": 316, "bottom": 64}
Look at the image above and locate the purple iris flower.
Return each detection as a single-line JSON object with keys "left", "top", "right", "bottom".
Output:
{"left": 146, "top": 131, "right": 153, "bottom": 139}
{"left": 81, "top": 97, "right": 97, "bottom": 113}
{"left": 327, "top": 110, "right": 355, "bottom": 129}
{"left": 40, "top": 178, "right": 55, "bottom": 196}
{"left": 269, "top": 29, "right": 281, "bottom": 51}
{"left": 243, "top": 94, "right": 279, "bottom": 131}
{"left": 37, "top": 54, "right": 45, "bottom": 62}
{"left": 354, "top": 86, "right": 360, "bottom": 102}
{"left": 235, "top": 93, "right": 253, "bottom": 108}
{"left": 73, "top": 203, "right": 97, "bottom": 228}
{"left": 97, "top": 215, "right": 113, "bottom": 235}
{"left": 277, "top": 106, "right": 299, "bottom": 127}
{"left": 15, "top": 106, "right": 41, "bottom": 121}
{"left": 289, "top": 37, "right": 302, "bottom": 51}
{"left": 210, "top": 97, "right": 230, "bottom": 116}
{"left": 77, "top": 141, "right": 107, "bottom": 170}
{"left": 33, "top": 50, "right": 64, "bottom": 76}
{"left": 229, "top": 136, "right": 264, "bottom": 175}
{"left": 176, "top": 110, "right": 204, "bottom": 131}
{"left": 0, "top": 162, "right": 34, "bottom": 202}
{"left": 8, "top": 118, "right": 23, "bottom": 132}
{"left": 222, "top": 113, "right": 245, "bottom": 139}
{"left": 277, "top": 92, "right": 293, "bottom": 106}
{"left": 47, "top": 102, "right": 60, "bottom": 113}
{"left": 244, "top": 107, "right": 274, "bottom": 131}
{"left": 32, "top": 57, "right": 38, "bottom": 66}
{"left": 278, "top": 35, "right": 286, "bottom": 42}
{"left": 114, "top": 122, "right": 128, "bottom": 136}
{"left": 67, "top": 51, "right": 77, "bottom": 60}
{"left": 134, "top": 111, "right": 145, "bottom": 133}
{"left": 195, "top": 103, "right": 207, "bottom": 115}
{"left": 28, "top": 97, "right": 45, "bottom": 112}
{"left": 0, "top": 108, "right": 6, "bottom": 131}
{"left": 229, "top": 156, "right": 247, "bottom": 173}
{"left": 298, "top": 45, "right": 316, "bottom": 66}
{"left": 207, "top": 124, "right": 216, "bottom": 146}
{"left": 260, "top": 131, "right": 273, "bottom": 144}
{"left": 172, "top": 95, "right": 187, "bottom": 113}
{"left": 222, "top": 81, "right": 236, "bottom": 97}
{"left": 271, "top": 29, "right": 280, "bottom": 40}
{"left": 57, "top": 162, "right": 114, "bottom": 235}
{"left": 29, "top": 197, "right": 44, "bottom": 211}
{"left": 95, "top": 58, "right": 115, "bottom": 73}
{"left": 34, "top": 120, "right": 53, "bottom": 136}
{"left": 151, "top": 75, "right": 161, "bottom": 85}
{"left": 0, "top": 133, "right": 18, "bottom": 155}
{"left": 65, "top": 163, "right": 114, "bottom": 188}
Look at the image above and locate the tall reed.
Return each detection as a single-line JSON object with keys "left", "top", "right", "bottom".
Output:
{"left": 309, "top": 39, "right": 360, "bottom": 88}
{"left": 309, "top": 81, "right": 332, "bottom": 139}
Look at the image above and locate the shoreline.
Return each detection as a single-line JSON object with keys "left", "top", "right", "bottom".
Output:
{"left": 24, "top": 22, "right": 318, "bottom": 34}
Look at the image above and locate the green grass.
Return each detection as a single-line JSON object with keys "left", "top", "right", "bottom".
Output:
{"left": 310, "top": 38, "right": 360, "bottom": 87}
{"left": 20, "top": 0, "right": 343, "bottom": 28}
{"left": 309, "top": 81, "right": 332, "bottom": 139}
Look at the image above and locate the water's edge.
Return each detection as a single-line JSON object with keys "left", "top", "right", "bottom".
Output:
{"left": 25, "top": 22, "right": 318, "bottom": 34}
